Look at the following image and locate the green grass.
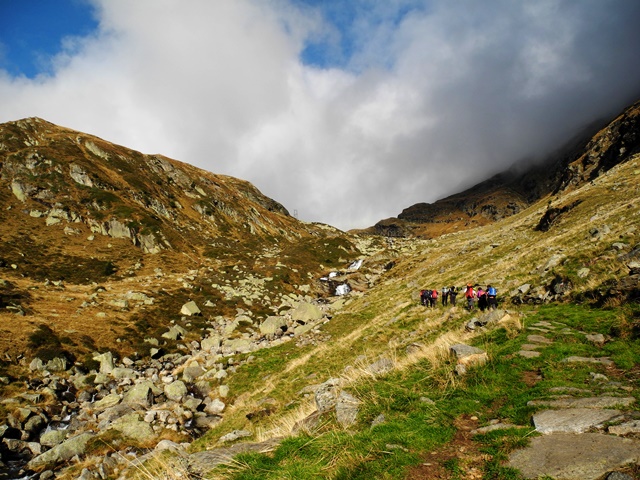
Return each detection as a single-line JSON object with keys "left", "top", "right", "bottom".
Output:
{"left": 206, "top": 302, "right": 640, "bottom": 479}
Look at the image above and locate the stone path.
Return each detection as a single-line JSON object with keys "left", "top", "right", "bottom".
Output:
{"left": 507, "top": 320, "right": 640, "bottom": 480}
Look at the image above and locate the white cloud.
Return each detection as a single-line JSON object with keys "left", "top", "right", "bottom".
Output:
{"left": 1, "top": 0, "right": 640, "bottom": 230}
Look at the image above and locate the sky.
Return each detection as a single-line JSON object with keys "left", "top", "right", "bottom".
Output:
{"left": 1, "top": 1, "right": 640, "bottom": 231}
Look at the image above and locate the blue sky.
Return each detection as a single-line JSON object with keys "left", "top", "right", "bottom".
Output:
{"left": 0, "top": 1, "right": 639, "bottom": 230}
{"left": 0, "top": 0, "right": 98, "bottom": 77}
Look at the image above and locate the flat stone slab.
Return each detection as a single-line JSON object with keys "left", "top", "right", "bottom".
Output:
{"left": 532, "top": 408, "right": 622, "bottom": 434}
{"left": 528, "top": 396, "right": 635, "bottom": 410}
{"left": 471, "top": 422, "right": 526, "bottom": 435}
{"left": 527, "top": 335, "right": 553, "bottom": 344}
{"left": 187, "top": 438, "right": 282, "bottom": 476}
{"left": 562, "top": 356, "right": 614, "bottom": 366}
{"left": 508, "top": 432, "right": 640, "bottom": 480}
{"left": 517, "top": 350, "right": 541, "bottom": 358}
{"left": 520, "top": 344, "right": 541, "bottom": 351}
{"left": 609, "top": 419, "right": 640, "bottom": 435}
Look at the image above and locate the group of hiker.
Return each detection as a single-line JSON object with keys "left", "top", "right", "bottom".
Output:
{"left": 420, "top": 284, "right": 497, "bottom": 311}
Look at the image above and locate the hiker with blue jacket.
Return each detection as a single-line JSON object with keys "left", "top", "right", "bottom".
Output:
{"left": 487, "top": 285, "right": 498, "bottom": 310}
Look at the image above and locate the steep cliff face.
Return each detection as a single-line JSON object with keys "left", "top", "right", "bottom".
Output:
{"left": 371, "top": 99, "right": 640, "bottom": 238}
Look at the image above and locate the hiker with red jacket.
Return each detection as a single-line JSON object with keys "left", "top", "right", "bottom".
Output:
{"left": 429, "top": 289, "right": 438, "bottom": 308}
{"left": 465, "top": 284, "right": 476, "bottom": 311}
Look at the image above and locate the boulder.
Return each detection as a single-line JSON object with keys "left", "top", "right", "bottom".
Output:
{"left": 181, "top": 301, "right": 201, "bottom": 316}
{"left": 449, "top": 344, "right": 488, "bottom": 368}
{"left": 26, "top": 432, "right": 94, "bottom": 471}
{"left": 122, "top": 381, "right": 155, "bottom": 407}
{"left": 315, "top": 378, "right": 341, "bottom": 413}
{"left": 201, "top": 335, "right": 221, "bottom": 352}
{"left": 164, "top": 380, "right": 188, "bottom": 401}
{"left": 93, "top": 352, "right": 114, "bottom": 374}
{"left": 291, "top": 302, "right": 323, "bottom": 323}
{"left": 335, "top": 391, "right": 360, "bottom": 427}
{"left": 259, "top": 316, "right": 287, "bottom": 336}
{"left": 109, "top": 413, "right": 156, "bottom": 443}
{"left": 162, "top": 325, "right": 188, "bottom": 340}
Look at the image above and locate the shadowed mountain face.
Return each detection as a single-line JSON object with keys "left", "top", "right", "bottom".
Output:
{"left": 371, "top": 99, "right": 640, "bottom": 239}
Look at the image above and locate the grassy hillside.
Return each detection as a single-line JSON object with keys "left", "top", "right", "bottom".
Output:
{"left": 123, "top": 154, "right": 640, "bottom": 478}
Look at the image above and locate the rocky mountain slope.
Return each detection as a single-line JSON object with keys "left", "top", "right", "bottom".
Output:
{"left": 0, "top": 99, "right": 639, "bottom": 480}
{"left": 370, "top": 100, "right": 640, "bottom": 239}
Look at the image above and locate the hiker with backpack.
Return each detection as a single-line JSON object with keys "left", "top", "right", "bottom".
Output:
{"left": 449, "top": 286, "right": 458, "bottom": 306}
{"left": 420, "top": 289, "right": 429, "bottom": 306}
{"left": 477, "top": 286, "right": 488, "bottom": 311}
{"left": 441, "top": 286, "right": 449, "bottom": 306}
{"left": 430, "top": 289, "right": 438, "bottom": 308}
{"left": 487, "top": 285, "right": 498, "bottom": 310}
{"left": 465, "top": 284, "right": 476, "bottom": 311}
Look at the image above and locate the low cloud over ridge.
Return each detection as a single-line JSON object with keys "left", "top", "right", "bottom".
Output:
{"left": 1, "top": 0, "right": 640, "bottom": 230}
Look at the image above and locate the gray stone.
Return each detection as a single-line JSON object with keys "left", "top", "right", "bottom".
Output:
{"left": 92, "top": 392, "right": 121, "bottom": 411}
{"left": 259, "top": 316, "right": 287, "bottom": 336}
{"left": 223, "top": 338, "right": 252, "bottom": 354}
{"left": 518, "top": 350, "right": 541, "bottom": 358}
{"left": 27, "top": 432, "right": 94, "bottom": 471}
{"left": 528, "top": 396, "right": 635, "bottom": 410}
{"left": 527, "top": 335, "right": 553, "bottom": 344}
{"left": 162, "top": 325, "right": 188, "bottom": 340}
{"left": 182, "top": 365, "right": 205, "bottom": 382}
{"left": 164, "top": 380, "right": 188, "bottom": 401}
{"left": 532, "top": 408, "right": 622, "bottom": 434}
{"left": 290, "top": 302, "right": 323, "bottom": 323}
{"left": 607, "top": 472, "right": 634, "bottom": 480}
{"left": 577, "top": 268, "right": 590, "bottom": 278}
{"left": 315, "top": 378, "right": 341, "bottom": 413}
{"left": 584, "top": 333, "right": 606, "bottom": 345}
{"left": 608, "top": 419, "right": 640, "bottom": 435}
{"left": 471, "top": 422, "right": 522, "bottom": 435}
{"left": 93, "top": 352, "right": 114, "bottom": 374}
{"left": 219, "top": 429, "right": 252, "bottom": 443}
{"left": 109, "top": 413, "right": 156, "bottom": 443}
{"left": 205, "top": 399, "right": 226, "bottom": 415}
{"left": 39, "top": 429, "right": 68, "bottom": 447}
{"left": 371, "top": 414, "right": 386, "bottom": 427}
{"left": 111, "top": 367, "right": 137, "bottom": 380}
{"left": 449, "top": 344, "right": 488, "bottom": 367}
{"left": 562, "top": 356, "right": 615, "bottom": 365}
{"left": 122, "top": 381, "right": 155, "bottom": 406}
{"left": 201, "top": 335, "right": 221, "bottom": 352}
{"left": 365, "top": 358, "right": 394, "bottom": 376}
{"left": 180, "top": 301, "right": 201, "bottom": 316}
{"left": 335, "top": 391, "right": 360, "bottom": 427}
{"left": 44, "top": 357, "right": 68, "bottom": 372}
{"left": 508, "top": 432, "right": 640, "bottom": 480}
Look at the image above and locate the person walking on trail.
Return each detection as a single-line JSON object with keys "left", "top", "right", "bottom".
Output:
{"left": 465, "top": 284, "right": 476, "bottom": 311}
{"left": 420, "top": 289, "right": 429, "bottom": 306}
{"left": 442, "top": 286, "right": 449, "bottom": 306}
{"left": 430, "top": 289, "right": 438, "bottom": 308}
{"left": 449, "top": 286, "right": 458, "bottom": 306}
{"left": 477, "top": 287, "right": 487, "bottom": 311}
{"left": 487, "top": 285, "right": 498, "bottom": 310}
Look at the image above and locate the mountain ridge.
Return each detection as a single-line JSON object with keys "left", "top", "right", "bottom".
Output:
{"left": 368, "top": 99, "right": 640, "bottom": 239}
